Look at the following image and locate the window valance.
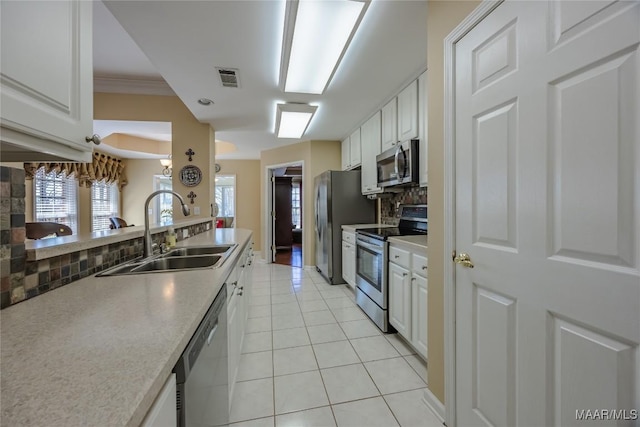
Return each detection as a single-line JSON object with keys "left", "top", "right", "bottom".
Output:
{"left": 24, "top": 152, "right": 128, "bottom": 188}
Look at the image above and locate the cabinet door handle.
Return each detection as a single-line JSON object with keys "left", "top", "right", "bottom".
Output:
{"left": 403, "top": 272, "right": 408, "bottom": 277}
{"left": 394, "top": 255, "right": 399, "bottom": 259}
{"left": 85, "top": 134, "right": 101, "bottom": 145}
{"left": 422, "top": 265, "right": 427, "bottom": 270}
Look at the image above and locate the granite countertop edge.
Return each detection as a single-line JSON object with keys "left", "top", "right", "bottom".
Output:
{"left": 1, "top": 228, "right": 253, "bottom": 427}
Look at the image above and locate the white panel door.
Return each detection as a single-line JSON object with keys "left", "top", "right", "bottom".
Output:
{"left": 454, "top": 1, "right": 639, "bottom": 426}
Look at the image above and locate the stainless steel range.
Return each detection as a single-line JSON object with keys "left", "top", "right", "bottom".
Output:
{"left": 355, "top": 205, "right": 427, "bottom": 332}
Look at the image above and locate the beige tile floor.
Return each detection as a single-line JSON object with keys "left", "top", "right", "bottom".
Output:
{"left": 228, "top": 261, "right": 442, "bottom": 427}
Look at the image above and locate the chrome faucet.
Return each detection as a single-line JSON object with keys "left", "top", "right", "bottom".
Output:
{"left": 144, "top": 190, "right": 190, "bottom": 258}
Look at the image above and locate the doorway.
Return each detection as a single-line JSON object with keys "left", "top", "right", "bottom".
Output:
{"left": 265, "top": 162, "right": 303, "bottom": 268}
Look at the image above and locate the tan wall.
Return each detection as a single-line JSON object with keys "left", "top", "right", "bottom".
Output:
{"left": 260, "top": 140, "right": 341, "bottom": 266}
{"left": 94, "top": 93, "right": 214, "bottom": 222}
{"left": 121, "top": 159, "right": 164, "bottom": 226}
{"left": 215, "top": 160, "right": 261, "bottom": 249}
{"left": 426, "top": 0, "right": 480, "bottom": 405}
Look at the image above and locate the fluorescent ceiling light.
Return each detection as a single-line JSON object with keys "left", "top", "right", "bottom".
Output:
{"left": 275, "top": 103, "right": 318, "bottom": 139}
{"left": 280, "top": 0, "right": 369, "bottom": 94}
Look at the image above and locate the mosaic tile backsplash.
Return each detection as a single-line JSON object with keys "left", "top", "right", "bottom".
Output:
{"left": 0, "top": 165, "right": 213, "bottom": 309}
{"left": 380, "top": 186, "right": 427, "bottom": 226}
{"left": 0, "top": 167, "right": 26, "bottom": 309}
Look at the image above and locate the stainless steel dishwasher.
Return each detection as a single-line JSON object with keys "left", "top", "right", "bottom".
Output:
{"left": 174, "top": 285, "right": 228, "bottom": 427}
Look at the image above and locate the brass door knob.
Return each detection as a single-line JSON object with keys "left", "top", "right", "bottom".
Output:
{"left": 453, "top": 252, "right": 474, "bottom": 268}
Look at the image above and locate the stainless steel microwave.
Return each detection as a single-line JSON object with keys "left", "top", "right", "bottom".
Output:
{"left": 376, "top": 139, "right": 419, "bottom": 187}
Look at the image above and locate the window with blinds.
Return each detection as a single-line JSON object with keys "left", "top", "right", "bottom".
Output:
{"left": 215, "top": 185, "right": 235, "bottom": 217}
{"left": 292, "top": 182, "right": 301, "bottom": 228}
{"left": 34, "top": 168, "right": 78, "bottom": 234}
{"left": 91, "top": 180, "right": 119, "bottom": 232}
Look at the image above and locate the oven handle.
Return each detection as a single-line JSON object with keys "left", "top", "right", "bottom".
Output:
{"left": 356, "top": 239, "right": 384, "bottom": 255}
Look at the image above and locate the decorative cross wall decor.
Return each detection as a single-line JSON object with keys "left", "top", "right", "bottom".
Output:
{"left": 185, "top": 148, "right": 195, "bottom": 162}
{"left": 187, "top": 191, "right": 197, "bottom": 204}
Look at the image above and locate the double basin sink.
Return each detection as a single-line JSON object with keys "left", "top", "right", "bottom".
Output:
{"left": 97, "top": 244, "right": 237, "bottom": 276}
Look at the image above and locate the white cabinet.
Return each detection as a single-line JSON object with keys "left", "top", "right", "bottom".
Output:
{"left": 341, "top": 129, "right": 361, "bottom": 170}
{"left": 141, "top": 374, "right": 177, "bottom": 427}
{"left": 381, "top": 98, "right": 398, "bottom": 151}
{"left": 389, "top": 262, "right": 411, "bottom": 338}
{"left": 0, "top": 0, "right": 96, "bottom": 162}
{"left": 349, "top": 128, "right": 361, "bottom": 167}
{"left": 388, "top": 242, "right": 427, "bottom": 359}
{"left": 226, "top": 265, "right": 241, "bottom": 401}
{"left": 397, "top": 80, "right": 419, "bottom": 142}
{"left": 227, "top": 239, "right": 254, "bottom": 405}
{"left": 342, "top": 231, "right": 356, "bottom": 289}
{"left": 418, "top": 72, "right": 428, "bottom": 187}
{"left": 360, "top": 111, "right": 382, "bottom": 195}
{"left": 411, "top": 273, "right": 428, "bottom": 357}
{"left": 341, "top": 137, "right": 350, "bottom": 170}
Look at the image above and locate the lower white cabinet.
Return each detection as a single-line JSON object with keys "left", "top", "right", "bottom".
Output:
{"left": 389, "top": 262, "right": 411, "bottom": 337}
{"left": 388, "top": 242, "right": 427, "bottom": 359}
{"left": 141, "top": 374, "right": 177, "bottom": 427}
{"left": 411, "top": 273, "right": 428, "bottom": 357}
{"left": 227, "top": 239, "right": 254, "bottom": 406}
{"left": 341, "top": 231, "right": 356, "bottom": 289}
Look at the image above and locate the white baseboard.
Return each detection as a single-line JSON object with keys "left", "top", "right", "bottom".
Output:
{"left": 422, "top": 388, "right": 445, "bottom": 424}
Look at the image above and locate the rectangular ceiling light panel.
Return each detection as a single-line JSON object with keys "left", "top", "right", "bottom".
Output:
{"left": 276, "top": 103, "right": 318, "bottom": 139}
{"left": 283, "top": 0, "right": 366, "bottom": 94}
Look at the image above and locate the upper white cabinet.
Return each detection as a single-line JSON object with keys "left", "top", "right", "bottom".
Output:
{"left": 397, "top": 80, "right": 418, "bottom": 142}
{"left": 0, "top": 0, "right": 95, "bottom": 162}
{"left": 418, "top": 72, "right": 428, "bottom": 186}
{"left": 349, "top": 128, "right": 361, "bottom": 167}
{"left": 381, "top": 98, "right": 398, "bottom": 151}
{"left": 341, "top": 129, "right": 361, "bottom": 170}
{"left": 341, "top": 136, "right": 350, "bottom": 170}
{"left": 360, "top": 111, "right": 382, "bottom": 194}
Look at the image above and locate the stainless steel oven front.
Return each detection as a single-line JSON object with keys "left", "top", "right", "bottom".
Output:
{"left": 355, "top": 233, "right": 390, "bottom": 332}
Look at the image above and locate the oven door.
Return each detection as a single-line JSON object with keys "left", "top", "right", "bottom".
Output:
{"left": 355, "top": 236, "right": 387, "bottom": 309}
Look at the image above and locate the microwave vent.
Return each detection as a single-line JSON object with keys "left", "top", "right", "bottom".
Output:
{"left": 216, "top": 67, "right": 240, "bottom": 88}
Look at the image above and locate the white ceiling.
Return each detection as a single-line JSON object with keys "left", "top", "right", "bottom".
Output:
{"left": 93, "top": 0, "right": 428, "bottom": 160}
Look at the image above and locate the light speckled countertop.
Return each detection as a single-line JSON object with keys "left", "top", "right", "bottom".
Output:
{"left": 1, "top": 228, "right": 252, "bottom": 427}
{"left": 388, "top": 234, "right": 428, "bottom": 252}
{"left": 25, "top": 217, "right": 213, "bottom": 261}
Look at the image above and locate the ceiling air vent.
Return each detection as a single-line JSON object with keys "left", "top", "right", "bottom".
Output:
{"left": 216, "top": 67, "right": 240, "bottom": 88}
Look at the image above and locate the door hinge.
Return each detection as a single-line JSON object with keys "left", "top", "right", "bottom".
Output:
{"left": 270, "top": 176, "right": 275, "bottom": 182}
{"left": 271, "top": 245, "right": 276, "bottom": 251}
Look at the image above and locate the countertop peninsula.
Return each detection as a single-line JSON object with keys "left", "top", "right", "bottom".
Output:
{"left": 1, "top": 228, "right": 253, "bottom": 427}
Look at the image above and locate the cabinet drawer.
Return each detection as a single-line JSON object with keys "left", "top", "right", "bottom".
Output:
{"left": 342, "top": 231, "right": 356, "bottom": 244}
{"left": 412, "top": 254, "right": 427, "bottom": 277}
{"left": 389, "top": 246, "right": 410, "bottom": 268}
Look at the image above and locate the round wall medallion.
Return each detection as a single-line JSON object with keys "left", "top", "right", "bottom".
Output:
{"left": 215, "top": 163, "right": 221, "bottom": 173}
{"left": 179, "top": 165, "right": 202, "bottom": 187}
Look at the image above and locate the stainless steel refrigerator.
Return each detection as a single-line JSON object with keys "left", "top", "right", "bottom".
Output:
{"left": 314, "top": 170, "right": 375, "bottom": 285}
